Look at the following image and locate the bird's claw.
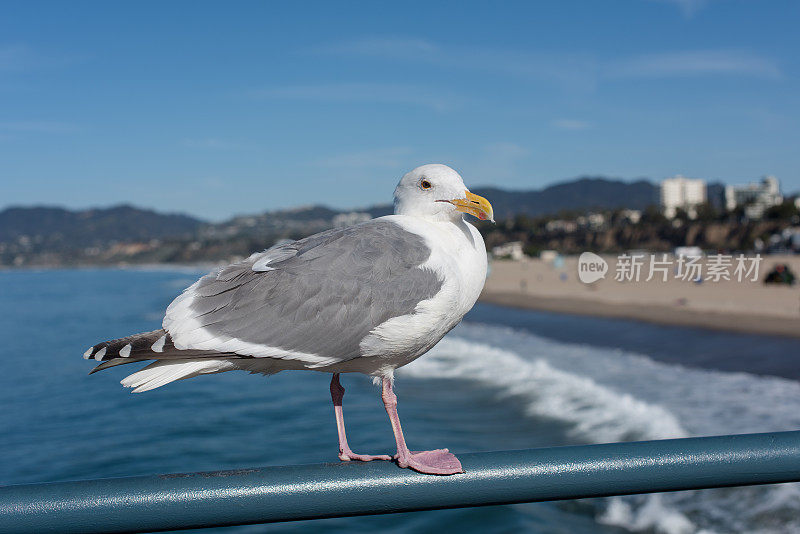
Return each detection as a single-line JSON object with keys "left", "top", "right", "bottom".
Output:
{"left": 395, "top": 448, "right": 463, "bottom": 475}
{"left": 339, "top": 450, "right": 392, "bottom": 462}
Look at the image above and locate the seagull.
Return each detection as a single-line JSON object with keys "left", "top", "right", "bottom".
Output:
{"left": 84, "top": 164, "right": 493, "bottom": 475}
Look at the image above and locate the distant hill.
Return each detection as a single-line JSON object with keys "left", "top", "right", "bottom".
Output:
{"left": 203, "top": 205, "right": 344, "bottom": 240}
{"left": 364, "top": 178, "right": 663, "bottom": 220}
{"left": 0, "top": 205, "right": 205, "bottom": 249}
{"left": 469, "top": 178, "right": 659, "bottom": 220}
{"left": 2, "top": 176, "right": 742, "bottom": 267}
{"left": 1, "top": 176, "right": 669, "bottom": 249}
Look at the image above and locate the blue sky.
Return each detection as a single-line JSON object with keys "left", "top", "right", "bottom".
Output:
{"left": 1, "top": 0, "right": 798, "bottom": 220}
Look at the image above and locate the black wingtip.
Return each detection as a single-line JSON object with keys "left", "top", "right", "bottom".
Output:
{"left": 89, "top": 358, "right": 146, "bottom": 374}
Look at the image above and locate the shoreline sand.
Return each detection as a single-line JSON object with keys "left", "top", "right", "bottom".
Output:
{"left": 4, "top": 257, "right": 798, "bottom": 339}
{"left": 480, "top": 255, "right": 800, "bottom": 339}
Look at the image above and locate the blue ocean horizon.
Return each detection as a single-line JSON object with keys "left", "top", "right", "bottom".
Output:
{"left": 2, "top": 267, "right": 800, "bottom": 533}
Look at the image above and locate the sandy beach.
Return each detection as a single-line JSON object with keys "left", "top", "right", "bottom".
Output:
{"left": 481, "top": 255, "right": 800, "bottom": 338}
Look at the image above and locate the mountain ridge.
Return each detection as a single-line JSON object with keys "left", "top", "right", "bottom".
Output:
{"left": 0, "top": 204, "right": 204, "bottom": 248}
{"left": 4, "top": 176, "right": 737, "bottom": 268}
{"left": 2, "top": 176, "right": 671, "bottom": 247}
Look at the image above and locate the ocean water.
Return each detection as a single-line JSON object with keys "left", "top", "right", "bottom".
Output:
{"left": 2, "top": 268, "right": 800, "bottom": 534}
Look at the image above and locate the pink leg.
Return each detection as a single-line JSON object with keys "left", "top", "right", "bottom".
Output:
{"left": 330, "top": 374, "right": 391, "bottom": 462}
{"left": 381, "top": 377, "right": 463, "bottom": 475}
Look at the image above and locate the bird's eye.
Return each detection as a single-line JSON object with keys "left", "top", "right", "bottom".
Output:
{"left": 420, "top": 179, "right": 432, "bottom": 190}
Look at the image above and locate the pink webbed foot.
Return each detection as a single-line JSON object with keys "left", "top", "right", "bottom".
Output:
{"left": 396, "top": 448, "right": 464, "bottom": 475}
{"left": 339, "top": 449, "right": 392, "bottom": 462}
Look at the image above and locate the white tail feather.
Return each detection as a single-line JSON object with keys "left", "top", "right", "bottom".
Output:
{"left": 121, "top": 359, "right": 234, "bottom": 393}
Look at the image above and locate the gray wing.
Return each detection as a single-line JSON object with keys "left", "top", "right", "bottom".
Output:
{"left": 163, "top": 219, "right": 442, "bottom": 367}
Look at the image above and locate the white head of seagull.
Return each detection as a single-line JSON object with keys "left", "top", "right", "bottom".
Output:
{"left": 394, "top": 164, "right": 494, "bottom": 223}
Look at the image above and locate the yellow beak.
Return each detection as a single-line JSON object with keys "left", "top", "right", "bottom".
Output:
{"left": 446, "top": 190, "right": 494, "bottom": 222}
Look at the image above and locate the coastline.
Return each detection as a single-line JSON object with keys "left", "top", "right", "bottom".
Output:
{"left": 480, "top": 256, "right": 800, "bottom": 339}
{"left": 4, "top": 258, "right": 799, "bottom": 339}
{"left": 479, "top": 291, "right": 800, "bottom": 339}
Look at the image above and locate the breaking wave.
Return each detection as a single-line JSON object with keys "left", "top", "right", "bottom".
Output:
{"left": 400, "top": 322, "right": 800, "bottom": 534}
{"left": 402, "top": 336, "right": 686, "bottom": 443}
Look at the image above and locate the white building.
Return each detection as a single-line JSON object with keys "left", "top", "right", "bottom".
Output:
{"left": 545, "top": 219, "right": 578, "bottom": 233}
{"left": 332, "top": 212, "right": 372, "bottom": 228}
{"left": 621, "top": 209, "right": 641, "bottom": 224}
{"left": 540, "top": 250, "right": 558, "bottom": 263}
{"left": 491, "top": 241, "right": 525, "bottom": 261}
{"left": 660, "top": 175, "right": 706, "bottom": 219}
{"left": 576, "top": 212, "right": 606, "bottom": 229}
{"left": 724, "top": 176, "right": 783, "bottom": 219}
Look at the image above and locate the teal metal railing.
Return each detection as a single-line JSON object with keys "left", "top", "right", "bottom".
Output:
{"left": 2, "top": 431, "right": 800, "bottom": 533}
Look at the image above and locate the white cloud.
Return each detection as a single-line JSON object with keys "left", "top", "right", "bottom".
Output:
{"left": 552, "top": 119, "right": 593, "bottom": 131}
{"left": 314, "top": 37, "right": 438, "bottom": 58}
{"left": 466, "top": 142, "right": 531, "bottom": 182}
{"left": 316, "top": 38, "right": 781, "bottom": 84}
{"left": 250, "top": 82, "right": 468, "bottom": 112}
{"left": 201, "top": 177, "right": 226, "bottom": 189}
{"left": 314, "top": 147, "right": 412, "bottom": 169}
{"left": 483, "top": 142, "right": 530, "bottom": 160}
{"left": 0, "top": 121, "right": 80, "bottom": 133}
{"left": 182, "top": 138, "right": 249, "bottom": 150}
{"left": 313, "top": 38, "right": 596, "bottom": 89}
{"left": 0, "top": 44, "right": 84, "bottom": 72}
{"left": 0, "top": 45, "right": 36, "bottom": 71}
{"left": 608, "top": 50, "right": 781, "bottom": 79}
{"left": 648, "top": 0, "right": 709, "bottom": 17}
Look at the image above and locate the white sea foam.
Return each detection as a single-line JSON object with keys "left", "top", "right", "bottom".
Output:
{"left": 402, "top": 336, "right": 687, "bottom": 443}
{"left": 400, "top": 321, "right": 800, "bottom": 534}
{"left": 599, "top": 495, "right": 696, "bottom": 534}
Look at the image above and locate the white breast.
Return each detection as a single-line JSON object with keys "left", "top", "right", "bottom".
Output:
{"left": 358, "top": 215, "right": 488, "bottom": 373}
